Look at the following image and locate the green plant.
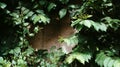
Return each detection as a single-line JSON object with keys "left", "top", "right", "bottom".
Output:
{"left": 0, "top": 0, "right": 120, "bottom": 67}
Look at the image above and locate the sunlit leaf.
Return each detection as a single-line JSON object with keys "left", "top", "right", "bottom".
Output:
{"left": 0, "top": 2, "right": 7, "bottom": 9}
{"left": 103, "top": 57, "right": 111, "bottom": 67}
{"left": 99, "top": 23, "right": 107, "bottom": 31}
{"left": 81, "top": 20, "right": 92, "bottom": 28}
{"left": 59, "top": 8, "right": 67, "bottom": 18}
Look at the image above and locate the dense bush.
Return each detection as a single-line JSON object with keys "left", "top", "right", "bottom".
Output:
{"left": 0, "top": 0, "right": 120, "bottom": 67}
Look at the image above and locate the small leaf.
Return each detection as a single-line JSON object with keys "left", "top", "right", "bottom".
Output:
{"left": 14, "top": 47, "right": 21, "bottom": 54}
{"left": 34, "top": 26, "right": 39, "bottom": 33}
{"left": 99, "top": 23, "right": 107, "bottom": 31}
{"left": 47, "top": 3, "right": 56, "bottom": 12}
{"left": 92, "top": 22, "right": 100, "bottom": 31}
{"left": 59, "top": 8, "right": 67, "bottom": 18}
{"left": 0, "top": 2, "right": 7, "bottom": 9}
{"left": 33, "top": 15, "right": 41, "bottom": 24}
{"left": 66, "top": 54, "right": 75, "bottom": 64}
{"left": 81, "top": 20, "right": 92, "bottom": 28}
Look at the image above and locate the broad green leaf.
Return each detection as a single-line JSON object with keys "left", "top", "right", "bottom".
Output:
{"left": 39, "top": 15, "right": 50, "bottom": 24}
{"left": 95, "top": 52, "right": 106, "bottom": 66}
{"left": 82, "top": 53, "right": 92, "bottom": 62}
{"left": 75, "top": 53, "right": 85, "bottom": 64}
{"left": 92, "top": 22, "right": 100, "bottom": 31}
{"left": 114, "top": 59, "right": 120, "bottom": 67}
{"left": 3, "top": 63, "right": 11, "bottom": 67}
{"left": 47, "top": 3, "right": 56, "bottom": 12}
{"left": 33, "top": 15, "right": 41, "bottom": 24}
{"left": 99, "top": 23, "right": 107, "bottom": 31}
{"left": 65, "top": 54, "right": 75, "bottom": 64}
{"left": 25, "top": 11, "right": 34, "bottom": 19}
{"left": 25, "top": 47, "right": 34, "bottom": 56}
{"left": 103, "top": 57, "right": 111, "bottom": 67}
{"left": 59, "top": 8, "right": 67, "bottom": 18}
{"left": 95, "top": 52, "right": 104, "bottom": 62}
{"left": 23, "top": 9, "right": 29, "bottom": 15}
{"left": 81, "top": 20, "right": 92, "bottom": 28}
{"left": 14, "top": 47, "right": 21, "bottom": 54}
{"left": 63, "top": 36, "right": 78, "bottom": 46}
{"left": 0, "top": 57, "right": 3, "bottom": 63}
{"left": 107, "top": 59, "right": 115, "bottom": 67}
{"left": 66, "top": 52, "right": 85, "bottom": 64}
{"left": 0, "top": 2, "right": 7, "bottom": 9}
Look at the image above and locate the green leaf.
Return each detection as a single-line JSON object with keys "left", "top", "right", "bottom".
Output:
{"left": 14, "top": 47, "right": 21, "bottom": 54}
{"left": 65, "top": 54, "right": 75, "bottom": 64}
{"left": 59, "top": 8, "right": 67, "bottom": 19}
{"left": 25, "top": 47, "right": 34, "bottom": 56}
{"left": 33, "top": 15, "right": 41, "bottom": 24}
{"left": 63, "top": 36, "right": 78, "bottom": 46}
{"left": 76, "top": 53, "right": 85, "bottom": 64}
{"left": 0, "top": 2, "right": 7, "bottom": 9}
{"left": 0, "top": 57, "right": 4, "bottom": 63}
{"left": 95, "top": 52, "right": 106, "bottom": 66}
{"left": 99, "top": 23, "right": 107, "bottom": 31}
{"left": 81, "top": 20, "right": 92, "bottom": 28}
{"left": 47, "top": 3, "right": 56, "bottom": 12}
{"left": 92, "top": 22, "right": 100, "bottom": 31}
{"left": 82, "top": 52, "right": 92, "bottom": 62}
{"left": 39, "top": 15, "right": 50, "bottom": 24}
{"left": 71, "top": 19, "right": 81, "bottom": 27}
{"left": 114, "top": 59, "right": 120, "bottom": 67}
{"left": 107, "top": 59, "right": 115, "bottom": 67}
{"left": 103, "top": 57, "right": 111, "bottom": 67}
{"left": 25, "top": 11, "right": 34, "bottom": 19}
{"left": 65, "top": 52, "right": 91, "bottom": 64}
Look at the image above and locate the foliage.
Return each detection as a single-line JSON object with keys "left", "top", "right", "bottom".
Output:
{"left": 0, "top": 0, "right": 120, "bottom": 67}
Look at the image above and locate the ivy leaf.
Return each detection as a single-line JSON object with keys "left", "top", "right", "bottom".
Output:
{"left": 59, "top": 8, "right": 67, "bottom": 19}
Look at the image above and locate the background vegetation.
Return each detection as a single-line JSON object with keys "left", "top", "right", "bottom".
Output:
{"left": 0, "top": 0, "right": 120, "bottom": 67}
